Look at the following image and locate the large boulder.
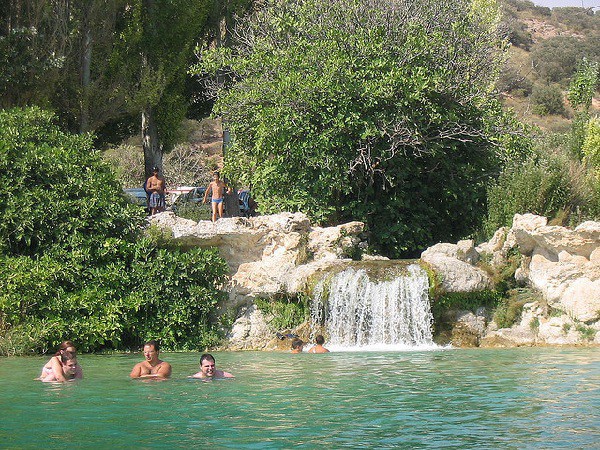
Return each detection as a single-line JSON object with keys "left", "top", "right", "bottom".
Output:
{"left": 421, "top": 240, "right": 492, "bottom": 292}
{"left": 508, "top": 215, "right": 600, "bottom": 323}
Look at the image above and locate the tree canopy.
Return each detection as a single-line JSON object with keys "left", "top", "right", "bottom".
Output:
{"left": 193, "top": 0, "right": 528, "bottom": 256}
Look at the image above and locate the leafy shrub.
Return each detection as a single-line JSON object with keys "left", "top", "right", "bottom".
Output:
{"left": 531, "top": 84, "right": 566, "bottom": 116}
{"left": 498, "top": 65, "right": 534, "bottom": 97}
{"left": 552, "top": 7, "right": 600, "bottom": 33}
{"left": 255, "top": 293, "right": 311, "bottom": 332}
{"left": 531, "top": 35, "right": 600, "bottom": 85}
{"left": 582, "top": 117, "right": 600, "bottom": 170}
{"left": 0, "top": 243, "right": 229, "bottom": 353}
{"left": 506, "top": 19, "right": 533, "bottom": 50}
{"left": 484, "top": 150, "right": 572, "bottom": 232}
{"left": 492, "top": 289, "right": 535, "bottom": 328}
{"left": 0, "top": 107, "right": 229, "bottom": 354}
{"left": 0, "top": 107, "right": 143, "bottom": 256}
{"left": 575, "top": 323, "right": 597, "bottom": 342}
{"left": 431, "top": 291, "right": 501, "bottom": 321}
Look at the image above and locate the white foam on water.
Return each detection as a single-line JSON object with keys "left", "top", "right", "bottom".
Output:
{"left": 323, "top": 343, "right": 444, "bottom": 352}
{"left": 311, "top": 264, "right": 438, "bottom": 350}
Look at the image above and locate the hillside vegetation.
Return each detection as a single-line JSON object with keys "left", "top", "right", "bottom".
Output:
{"left": 500, "top": 0, "right": 599, "bottom": 129}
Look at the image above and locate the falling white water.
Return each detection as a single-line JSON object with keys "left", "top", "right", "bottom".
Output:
{"left": 311, "top": 264, "right": 436, "bottom": 350}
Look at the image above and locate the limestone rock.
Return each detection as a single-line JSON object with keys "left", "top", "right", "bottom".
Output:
{"left": 307, "top": 221, "right": 364, "bottom": 260}
{"left": 422, "top": 239, "right": 480, "bottom": 264}
{"left": 227, "top": 304, "right": 272, "bottom": 350}
{"left": 508, "top": 215, "right": 600, "bottom": 323}
{"left": 421, "top": 239, "right": 491, "bottom": 293}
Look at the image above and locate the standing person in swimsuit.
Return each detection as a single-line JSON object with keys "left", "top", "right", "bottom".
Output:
{"left": 130, "top": 340, "right": 172, "bottom": 379}
{"left": 38, "top": 341, "right": 83, "bottom": 382}
{"left": 202, "top": 171, "right": 232, "bottom": 222}
{"left": 146, "top": 166, "right": 167, "bottom": 215}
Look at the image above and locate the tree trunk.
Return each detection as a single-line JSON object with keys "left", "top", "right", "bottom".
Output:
{"left": 80, "top": 23, "right": 92, "bottom": 133}
{"left": 142, "top": 105, "right": 162, "bottom": 179}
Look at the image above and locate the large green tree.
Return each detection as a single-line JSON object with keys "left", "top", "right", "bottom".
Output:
{"left": 193, "top": 0, "right": 527, "bottom": 256}
{"left": 0, "top": 0, "right": 220, "bottom": 177}
{"left": 113, "top": 0, "right": 215, "bottom": 177}
{"left": 0, "top": 0, "right": 132, "bottom": 132}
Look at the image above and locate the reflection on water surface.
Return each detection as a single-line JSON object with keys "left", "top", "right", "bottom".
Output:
{"left": 1, "top": 347, "right": 598, "bottom": 448}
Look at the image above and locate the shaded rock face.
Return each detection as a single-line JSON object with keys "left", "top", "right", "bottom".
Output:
{"left": 510, "top": 218, "right": 600, "bottom": 324}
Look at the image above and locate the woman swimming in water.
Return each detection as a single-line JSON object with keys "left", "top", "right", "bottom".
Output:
{"left": 38, "top": 341, "right": 83, "bottom": 382}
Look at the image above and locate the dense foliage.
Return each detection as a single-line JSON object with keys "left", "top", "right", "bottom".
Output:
{"left": 194, "top": 0, "right": 528, "bottom": 257}
{"left": 0, "top": 108, "right": 229, "bottom": 354}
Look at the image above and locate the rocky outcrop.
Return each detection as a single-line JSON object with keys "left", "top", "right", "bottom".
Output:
{"left": 427, "top": 214, "right": 600, "bottom": 347}
{"left": 151, "top": 211, "right": 599, "bottom": 349}
{"left": 421, "top": 240, "right": 492, "bottom": 292}
{"left": 150, "top": 212, "right": 366, "bottom": 349}
{"left": 510, "top": 217, "right": 600, "bottom": 323}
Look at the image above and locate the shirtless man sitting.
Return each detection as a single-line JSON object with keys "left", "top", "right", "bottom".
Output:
{"left": 130, "top": 340, "right": 172, "bottom": 379}
{"left": 190, "top": 353, "right": 234, "bottom": 379}
{"left": 202, "top": 171, "right": 232, "bottom": 222}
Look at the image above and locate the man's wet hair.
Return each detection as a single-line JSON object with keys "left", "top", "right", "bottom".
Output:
{"left": 200, "top": 353, "right": 215, "bottom": 365}
{"left": 291, "top": 338, "right": 304, "bottom": 349}
{"left": 315, "top": 335, "right": 325, "bottom": 345}
{"left": 144, "top": 340, "right": 159, "bottom": 352}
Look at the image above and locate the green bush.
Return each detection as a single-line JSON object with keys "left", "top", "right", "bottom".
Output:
{"left": 484, "top": 150, "right": 573, "bottom": 233}
{"left": 0, "top": 107, "right": 229, "bottom": 354}
{"left": 531, "top": 84, "right": 566, "bottom": 116}
{"left": 492, "top": 289, "right": 532, "bottom": 328}
{"left": 0, "top": 107, "right": 142, "bottom": 256}
{"left": 431, "top": 290, "right": 501, "bottom": 321}
{"left": 531, "top": 35, "right": 600, "bottom": 85}
{"left": 255, "top": 294, "right": 311, "bottom": 332}
{"left": 582, "top": 117, "right": 600, "bottom": 170}
{"left": 498, "top": 65, "right": 533, "bottom": 96}
{"left": 575, "top": 323, "right": 597, "bottom": 342}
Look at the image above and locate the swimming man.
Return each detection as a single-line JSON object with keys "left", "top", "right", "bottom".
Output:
{"left": 190, "top": 353, "right": 234, "bottom": 379}
{"left": 291, "top": 338, "right": 304, "bottom": 353}
{"left": 130, "top": 340, "right": 172, "bottom": 379}
{"left": 308, "top": 335, "right": 330, "bottom": 353}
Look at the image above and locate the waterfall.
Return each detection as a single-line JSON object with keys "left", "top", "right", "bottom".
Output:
{"left": 311, "top": 264, "right": 435, "bottom": 350}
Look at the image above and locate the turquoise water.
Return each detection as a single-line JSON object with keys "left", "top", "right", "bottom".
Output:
{"left": 1, "top": 348, "right": 599, "bottom": 449}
